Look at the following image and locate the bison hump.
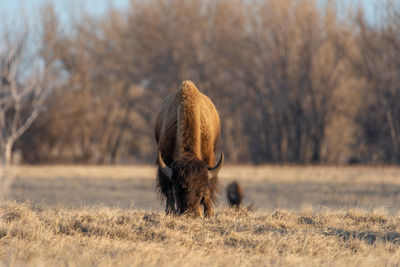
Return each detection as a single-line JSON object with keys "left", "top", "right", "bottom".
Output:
{"left": 180, "top": 80, "right": 200, "bottom": 100}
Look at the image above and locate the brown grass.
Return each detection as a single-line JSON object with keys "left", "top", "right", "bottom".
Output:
{"left": 1, "top": 202, "right": 400, "bottom": 266}
{"left": 1, "top": 165, "right": 400, "bottom": 266}
{"left": 4, "top": 165, "right": 400, "bottom": 212}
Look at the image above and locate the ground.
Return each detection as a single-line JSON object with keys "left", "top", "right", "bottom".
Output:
{"left": 1, "top": 165, "right": 400, "bottom": 266}
{"left": 4, "top": 165, "right": 400, "bottom": 212}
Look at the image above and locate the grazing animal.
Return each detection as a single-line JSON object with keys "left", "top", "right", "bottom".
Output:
{"left": 155, "top": 80, "right": 223, "bottom": 217}
{"left": 227, "top": 181, "right": 243, "bottom": 208}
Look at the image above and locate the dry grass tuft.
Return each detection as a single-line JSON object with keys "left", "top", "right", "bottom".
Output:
{"left": 1, "top": 202, "right": 400, "bottom": 266}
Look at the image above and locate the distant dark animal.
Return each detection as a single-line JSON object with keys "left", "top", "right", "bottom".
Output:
{"left": 155, "top": 80, "right": 223, "bottom": 217}
{"left": 227, "top": 181, "right": 243, "bottom": 208}
{"left": 347, "top": 157, "right": 361, "bottom": 165}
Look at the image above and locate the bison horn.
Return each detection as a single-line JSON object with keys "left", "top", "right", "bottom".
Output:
{"left": 158, "top": 151, "right": 172, "bottom": 179}
{"left": 208, "top": 153, "right": 224, "bottom": 179}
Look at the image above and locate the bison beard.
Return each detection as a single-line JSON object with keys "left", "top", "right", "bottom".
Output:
{"left": 155, "top": 80, "right": 222, "bottom": 217}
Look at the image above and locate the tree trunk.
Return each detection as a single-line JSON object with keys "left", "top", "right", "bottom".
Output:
{"left": 311, "top": 137, "right": 321, "bottom": 163}
{"left": 5, "top": 140, "right": 14, "bottom": 166}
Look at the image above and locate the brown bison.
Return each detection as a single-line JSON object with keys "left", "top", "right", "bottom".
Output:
{"left": 227, "top": 181, "right": 243, "bottom": 208}
{"left": 155, "top": 80, "right": 223, "bottom": 217}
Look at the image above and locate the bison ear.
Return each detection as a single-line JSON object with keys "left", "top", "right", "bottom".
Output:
{"left": 158, "top": 151, "right": 172, "bottom": 180}
{"left": 208, "top": 152, "right": 224, "bottom": 179}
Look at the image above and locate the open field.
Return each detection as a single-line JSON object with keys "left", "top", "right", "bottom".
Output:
{"left": 3, "top": 165, "right": 400, "bottom": 212}
{"left": 1, "top": 202, "right": 400, "bottom": 266}
{"left": 1, "top": 165, "right": 400, "bottom": 266}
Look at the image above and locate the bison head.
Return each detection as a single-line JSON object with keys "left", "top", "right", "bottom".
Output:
{"left": 158, "top": 151, "right": 223, "bottom": 215}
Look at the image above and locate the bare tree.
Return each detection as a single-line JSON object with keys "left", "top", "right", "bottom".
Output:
{"left": 346, "top": 1, "right": 400, "bottom": 163}
{"left": 0, "top": 21, "right": 52, "bottom": 165}
{"left": 12, "top": 0, "right": 399, "bottom": 165}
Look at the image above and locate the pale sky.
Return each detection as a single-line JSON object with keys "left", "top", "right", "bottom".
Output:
{"left": 0, "top": 0, "right": 381, "bottom": 25}
{"left": 0, "top": 0, "right": 130, "bottom": 23}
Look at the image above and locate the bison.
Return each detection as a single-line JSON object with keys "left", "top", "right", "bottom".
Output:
{"left": 155, "top": 80, "right": 223, "bottom": 217}
{"left": 227, "top": 181, "right": 243, "bottom": 209}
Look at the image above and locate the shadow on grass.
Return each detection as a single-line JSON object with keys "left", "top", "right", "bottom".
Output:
{"left": 322, "top": 228, "right": 400, "bottom": 245}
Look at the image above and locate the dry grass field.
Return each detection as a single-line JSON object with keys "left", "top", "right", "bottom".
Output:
{"left": 3, "top": 165, "right": 400, "bottom": 212}
{"left": 1, "top": 165, "right": 400, "bottom": 266}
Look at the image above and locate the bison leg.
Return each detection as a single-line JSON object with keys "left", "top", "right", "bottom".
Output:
{"left": 202, "top": 189, "right": 215, "bottom": 217}
{"left": 192, "top": 205, "right": 202, "bottom": 218}
{"left": 193, "top": 197, "right": 203, "bottom": 217}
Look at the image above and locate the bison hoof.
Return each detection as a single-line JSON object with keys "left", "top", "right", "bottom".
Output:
{"left": 183, "top": 209, "right": 202, "bottom": 218}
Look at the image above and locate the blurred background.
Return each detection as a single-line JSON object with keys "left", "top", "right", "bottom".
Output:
{"left": 0, "top": 0, "right": 398, "bottom": 166}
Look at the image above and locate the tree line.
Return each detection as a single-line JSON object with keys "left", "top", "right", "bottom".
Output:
{"left": 1, "top": 0, "right": 399, "bottom": 165}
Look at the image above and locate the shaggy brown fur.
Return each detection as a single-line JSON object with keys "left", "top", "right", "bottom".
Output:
{"left": 227, "top": 181, "right": 243, "bottom": 208}
{"left": 155, "top": 81, "right": 221, "bottom": 217}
